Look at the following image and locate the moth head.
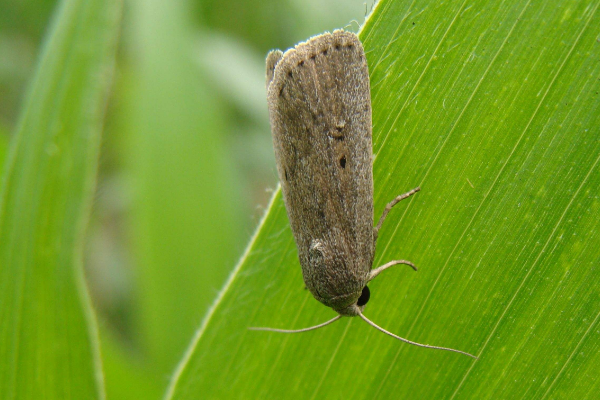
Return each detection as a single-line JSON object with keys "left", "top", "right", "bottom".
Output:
{"left": 331, "top": 285, "right": 370, "bottom": 316}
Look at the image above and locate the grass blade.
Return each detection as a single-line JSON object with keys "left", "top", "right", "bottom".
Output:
{"left": 0, "top": 0, "right": 122, "bottom": 398}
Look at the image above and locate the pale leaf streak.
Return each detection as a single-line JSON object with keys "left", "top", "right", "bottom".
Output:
{"left": 385, "top": 59, "right": 399, "bottom": 76}
{"left": 387, "top": 35, "right": 401, "bottom": 48}
{"left": 462, "top": 4, "right": 474, "bottom": 14}
{"left": 540, "top": 302, "right": 600, "bottom": 398}
{"left": 375, "top": 0, "right": 468, "bottom": 152}
{"left": 309, "top": 318, "right": 353, "bottom": 400}
{"left": 373, "top": 1, "right": 532, "bottom": 395}
{"left": 374, "top": 51, "right": 392, "bottom": 74}
{"left": 412, "top": 52, "right": 426, "bottom": 67}
{"left": 370, "top": 3, "right": 415, "bottom": 74}
{"left": 450, "top": 8, "right": 600, "bottom": 397}
{"left": 445, "top": 42, "right": 461, "bottom": 55}
{"left": 361, "top": 0, "right": 395, "bottom": 44}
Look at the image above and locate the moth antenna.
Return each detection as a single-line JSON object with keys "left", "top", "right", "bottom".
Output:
{"left": 249, "top": 315, "right": 342, "bottom": 333}
{"left": 358, "top": 313, "right": 478, "bottom": 359}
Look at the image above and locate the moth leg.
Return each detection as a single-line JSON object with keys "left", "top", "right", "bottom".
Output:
{"left": 369, "top": 260, "right": 417, "bottom": 281}
{"left": 373, "top": 187, "right": 420, "bottom": 246}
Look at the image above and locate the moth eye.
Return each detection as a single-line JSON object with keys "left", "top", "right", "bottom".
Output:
{"left": 357, "top": 286, "right": 370, "bottom": 306}
{"left": 339, "top": 155, "right": 346, "bottom": 169}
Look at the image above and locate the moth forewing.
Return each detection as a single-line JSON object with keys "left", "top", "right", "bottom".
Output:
{"left": 267, "top": 31, "right": 374, "bottom": 314}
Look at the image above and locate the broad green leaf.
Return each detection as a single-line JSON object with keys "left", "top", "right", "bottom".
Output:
{"left": 0, "top": 0, "right": 122, "bottom": 398}
{"left": 166, "top": 0, "right": 600, "bottom": 398}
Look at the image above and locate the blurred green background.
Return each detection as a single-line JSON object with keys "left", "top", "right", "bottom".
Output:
{"left": 0, "top": 0, "right": 368, "bottom": 398}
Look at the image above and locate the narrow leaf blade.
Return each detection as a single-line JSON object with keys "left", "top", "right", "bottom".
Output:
{"left": 0, "top": 0, "right": 122, "bottom": 398}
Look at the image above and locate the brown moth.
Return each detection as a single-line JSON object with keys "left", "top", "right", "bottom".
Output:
{"left": 252, "top": 30, "right": 476, "bottom": 359}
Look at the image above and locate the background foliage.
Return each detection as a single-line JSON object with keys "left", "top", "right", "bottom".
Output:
{"left": 1, "top": 0, "right": 599, "bottom": 399}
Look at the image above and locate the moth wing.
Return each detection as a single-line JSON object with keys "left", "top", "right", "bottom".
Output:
{"left": 266, "top": 50, "right": 283, "bottom": 89}
{"left": 266, "top": 30, "right": 374, "bottom": 300}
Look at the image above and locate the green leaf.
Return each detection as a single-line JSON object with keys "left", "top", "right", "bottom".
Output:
{"left": 166, "top": 0, "right": 600, "bottom": 398}
{"left": 0, "top": 0, "right": 122, "bottom": 398}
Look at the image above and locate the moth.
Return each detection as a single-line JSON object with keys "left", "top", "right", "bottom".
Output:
{"left": 252, "top": 30, "right": 476, "bottom": 359}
